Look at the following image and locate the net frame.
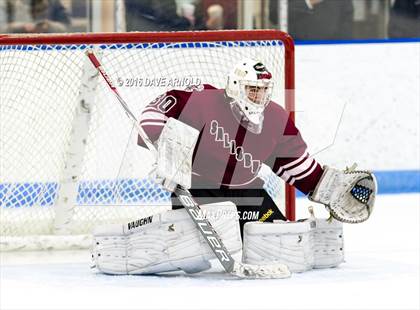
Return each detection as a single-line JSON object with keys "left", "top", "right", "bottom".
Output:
{"left": 0, "top": 30, "right": 296, "bottom": 250}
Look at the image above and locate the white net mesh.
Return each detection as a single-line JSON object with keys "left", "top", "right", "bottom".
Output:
{"left": 0, "top": 35, "right": 288, "bottom": 250}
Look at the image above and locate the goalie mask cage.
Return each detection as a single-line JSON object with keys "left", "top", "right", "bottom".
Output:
{"left": 0, "top": 30, "right": 295, "bottom": 251}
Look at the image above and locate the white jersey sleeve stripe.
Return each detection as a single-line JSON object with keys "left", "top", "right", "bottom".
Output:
{"left": 289, "top": 160, "right": 317, "bottom": 185}
{"left": 281, "top": 157, "right": 314, "bottom": 180}
{"left": 142, "top": 107, "right": 161, "bottom": 113}
{"left": 276, "top": 151, "right": 308, "bottom": 175}
{"left": 140, "top": 121, "right": 166, "bottom": 127}
{"left": 140, "top": 111, "right": 168, "bottom": 122}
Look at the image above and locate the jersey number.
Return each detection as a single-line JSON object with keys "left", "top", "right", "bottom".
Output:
{"left": 150, "top": 94, "right": 177, "bottom": 113}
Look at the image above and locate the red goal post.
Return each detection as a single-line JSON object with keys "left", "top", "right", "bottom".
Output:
{"left": 0, "top": 30, "right": 295, "bottom": 250}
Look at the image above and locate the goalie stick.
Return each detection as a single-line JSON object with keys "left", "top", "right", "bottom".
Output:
{"left": 86, "top": 50, "right": 291, "bottom": 279}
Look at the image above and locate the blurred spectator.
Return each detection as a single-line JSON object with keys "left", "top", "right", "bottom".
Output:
{"left": 0, "top": 1, "right": 6, "bottom": 30}
{"left": 269, "top": 0, "right": 354, "bottom": 40}
{"left": 0, "top": 0, "right": 7, "bottom": 29}
{"left": 2, "top": 0, "right": 71, "bottom": 33}
{"left": 205, "top": 3, "right": 224, "bottom": 30}
{"left": 388, "top": 0, "right": 420, "bottom": 38}
{"left": 201, "top": 0, "right": 237, "bottom": 29}
{"left": 125, "top": 0, "right": 206, "bottom": 31}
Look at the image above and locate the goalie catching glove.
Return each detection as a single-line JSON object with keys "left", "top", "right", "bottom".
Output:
{"left": 309, "top": 165, "right": 377, "bottom": 223}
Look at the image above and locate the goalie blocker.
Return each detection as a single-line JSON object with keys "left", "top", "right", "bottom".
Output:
{"left": 155, "top": 117, "right": 199, "bottom": 192}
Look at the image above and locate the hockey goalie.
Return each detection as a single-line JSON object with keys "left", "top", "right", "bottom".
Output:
{"left": 91, "top": 58, "right": 377, "bottom": 276}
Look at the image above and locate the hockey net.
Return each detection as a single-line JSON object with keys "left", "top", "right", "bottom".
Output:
{"left": 0, "top": 31, "right": 295, "bottom": 251}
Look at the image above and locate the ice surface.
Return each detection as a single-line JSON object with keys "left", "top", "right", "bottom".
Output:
{"left": 1, "top": 194, "right": 419, "bottom": 310}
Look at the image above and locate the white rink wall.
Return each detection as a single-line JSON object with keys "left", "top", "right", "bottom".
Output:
{"left": 294, "top": 41, "right": 420, "bottom": 193}
{"left": 295, "top": 42, "right": 419, "bottom": 170}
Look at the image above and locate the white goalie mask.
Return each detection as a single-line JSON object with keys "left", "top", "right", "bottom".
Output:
{"left": 226, "top": 59, "right": 274, "bottom": 134}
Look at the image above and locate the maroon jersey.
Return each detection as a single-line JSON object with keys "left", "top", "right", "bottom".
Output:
{"left": 138, "top": 84, "right": 323, "bottom": 195}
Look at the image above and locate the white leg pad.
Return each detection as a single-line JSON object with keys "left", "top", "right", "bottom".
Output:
{"left": 242, "top": 218, "right": 344, "bottom": 273}
{"left": 312, "top": 218, "right": 344, "bottom": 268}
{"left": 242, "top": 221, "right": 315, "bottom": 273}
{"left": 91, "top": 202, "right": 242, "bottom": 275}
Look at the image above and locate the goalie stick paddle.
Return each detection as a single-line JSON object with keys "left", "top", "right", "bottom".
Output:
{"left": 86, "top": 50, "right": 291, "bottom": 279}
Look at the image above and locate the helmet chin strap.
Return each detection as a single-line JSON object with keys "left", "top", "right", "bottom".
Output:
{"left": 229, "top": 100, "right": 264, "bottom": 134}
